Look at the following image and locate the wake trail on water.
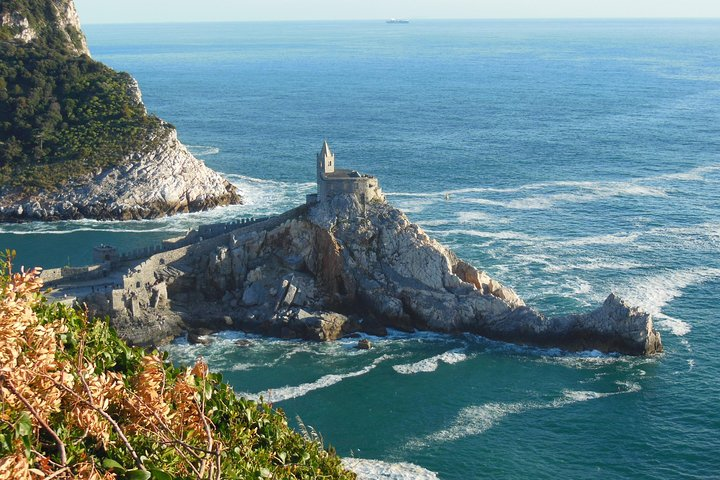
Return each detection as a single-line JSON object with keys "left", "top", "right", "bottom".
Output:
{"left": 239, "top": 355, "right": 394, "bottom": 404}
{"left": 405, "top": 381, "right": 641, "bottom": 449}
{"left": 392, "top": 349, "right": 469, "bottom": 375}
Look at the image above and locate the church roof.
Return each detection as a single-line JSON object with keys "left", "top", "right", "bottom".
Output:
{"left": 321, "top": 140, "right": 332, "bottom": 157}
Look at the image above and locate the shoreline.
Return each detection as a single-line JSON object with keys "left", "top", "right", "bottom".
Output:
{"left": 43, "top": 195, "right": 662, "bottom": 356}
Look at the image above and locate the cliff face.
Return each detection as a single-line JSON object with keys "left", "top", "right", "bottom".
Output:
{"left": 0, "top": 126, "right": 241, "bottom": 221}
{"left": 0, "top": 0, "right": 242, "bottom": 221}
{"left": 78, "top": 196, "right": 662, "bottom": 356}
{"left": 0, "top": 0, "right": 89, "bottom": 55}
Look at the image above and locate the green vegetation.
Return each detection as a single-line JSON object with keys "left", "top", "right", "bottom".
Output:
{"left": 0, "top": 252, "right": 355, "bottom": 479}
{"left": 0, "top": 1, "right": 167, "bottom": 191}
{"left": 0, "top": 0, "right": 84, "bottom": 52}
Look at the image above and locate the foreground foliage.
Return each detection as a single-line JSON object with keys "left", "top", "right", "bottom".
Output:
{"left": 0, "top": 252, "right": 354, "bottom": 479}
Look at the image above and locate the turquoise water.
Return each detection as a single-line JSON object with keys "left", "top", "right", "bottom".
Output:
{"left": 3, "top": 20, "right": 720, "bottom": 478}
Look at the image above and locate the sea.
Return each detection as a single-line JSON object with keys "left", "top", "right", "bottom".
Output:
{"left": 2, "top": 20, "right": 719, "bottom": 479}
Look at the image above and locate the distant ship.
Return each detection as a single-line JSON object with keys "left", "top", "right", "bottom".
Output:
{"left": 386, "top": 18, "right": 410, "bottom": 24}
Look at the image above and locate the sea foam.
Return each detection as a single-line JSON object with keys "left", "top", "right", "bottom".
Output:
{"left": 616, "top": 267, "right": 720, "bottom": 335}
{"left": 392, "top": 350, "right": 468, "bottom": 375}
{"left": 342, "top": 458, "right": 440, "bottom": 480}
{"left": 240, "top": 355, "right": 392, "bottom": 403}
{"left": 408, "top": 381, "right": 641, "bottom": 448}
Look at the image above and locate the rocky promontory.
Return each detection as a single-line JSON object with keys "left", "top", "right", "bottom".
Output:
{"left": 62, "top": 195, "right": 662, "bottom": 356}
{"left": 0, "top": 126, "right": 241, "bottom": 221}
{"left": 0, "top": 0, "right": 242, "bottom": 221}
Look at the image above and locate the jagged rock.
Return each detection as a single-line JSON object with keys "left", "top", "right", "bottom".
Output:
{"left": 73, "top": 193, "right": 662, "bottom": 355}
{"left": 0, "top": 127, "right": 242, "bottom": 222}
{"left": 356, "top": 339, "right": 372, "bottom": 350}
{"left": 284, "top": 309, "right": 351, "bottom": 341}
{"left": 188, "top": 331, "right": 214, "bottom": 345}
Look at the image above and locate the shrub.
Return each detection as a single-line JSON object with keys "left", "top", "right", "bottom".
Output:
{"left": 0, "top": 251, "right": 355, "bottom": 479}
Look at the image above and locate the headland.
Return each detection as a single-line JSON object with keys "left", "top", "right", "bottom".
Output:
{"left": 44, "top": 141, "right": 663, "bottom": 356}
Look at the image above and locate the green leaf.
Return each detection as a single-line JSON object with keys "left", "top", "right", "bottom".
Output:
{"left": 102, "top": 458, "right": 126, "bottom": 472}
{"left": 123, "top": 469, "right": 151, "bottom": 480}
{"left": 14, "top": 413, "right": 32, "bottom": 438}
{"left": 149, "top": 469, "right": 174, "bottom": 480}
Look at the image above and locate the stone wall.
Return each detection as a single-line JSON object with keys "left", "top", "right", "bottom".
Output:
{"left": 319, "top": 176, "right": 384, "bottom": 204}
{"left": 109, "top": 205, "right": 308, "bottom": 316}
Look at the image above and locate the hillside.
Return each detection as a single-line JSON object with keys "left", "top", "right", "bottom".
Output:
{"left": 0, "top": 0, "right": 241, "bottom": 221}
{"left": 0, "top": 251, "right": 354, "bottom": 479}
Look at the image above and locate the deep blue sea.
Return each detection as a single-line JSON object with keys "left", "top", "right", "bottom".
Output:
{"left": 3, "top": 20, "right": 720, "bottom": 479}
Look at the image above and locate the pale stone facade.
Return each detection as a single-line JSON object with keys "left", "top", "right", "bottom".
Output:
{"left": 310, "top": 141, "right": 384, "bottom": 204}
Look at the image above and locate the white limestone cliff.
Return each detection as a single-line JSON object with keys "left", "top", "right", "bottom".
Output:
{"left": 0, "top": 126, "right": 241, "bottom": 221}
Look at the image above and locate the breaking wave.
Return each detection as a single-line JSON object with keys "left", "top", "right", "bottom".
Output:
{"left": 615, "top": 267, "right": 720, "bottom": 336}
{"left": 239, "top": 355, "right": 392, "bottom": 404}
{"left": 392, "top": 350, "right": 468, "bottom": 375}
{"left": 342, "top": 458, "right": 439, "bottom": 480}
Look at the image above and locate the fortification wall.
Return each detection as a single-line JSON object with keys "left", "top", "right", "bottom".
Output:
{"left": 111, "top": 205, "right": 309, "bottom": 315}
{"left": 319, "top": 176, "right": 383, "bottom": 203}
{"left": 42, "top": 264, "right": 107, "bottom": 285}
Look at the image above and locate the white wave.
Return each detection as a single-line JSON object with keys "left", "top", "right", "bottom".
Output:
{"left": 408, "top": 381, "right": 640, "bottom": 448}
{"left": 392, "top": 350, "right": 468, "bottom": 375}
{"left": 0, "top": 216, "right": 189, "bottom": 235}
{"left": 501, "top": 184, "right": 666, "bottom": 210}
{"left": 456, "top": 211, "right": 493, "bottom": 223}
{"left": 240, "top": 355, "right": 391, "bottom": 404}
{"left": 535, "top": 352, "right": 625, "bottom": 370}
{"left": 645, "top": 222, "right": 720, "bottom": 248}
{"left": 571, "top": 279, "right": 592, "bottom": 296}
{"left": 387, "top": 161, "right": 717, "bottom": 214}
{"left": 187, "top": 145, "right": 220, "bottom": 156}
{"left": 224, "top": 173, "right": 314, "bottom": 212}
{"left": 342, "top": 458, "right": 439, "bottom": 480}
{"left": 656, "top": 164, "right": 720, "bottom": 181}
{"left": 393, "top": 178, "right": 668, "bottom": 211}
{"left": 432, "top": 228, "right": 542, "bottom": 243}
{"left": 390, "top": 198, "right": 435, "bottom": 214}
{"left": 556, "top": 231, "right": 641, "bottom": 247}
{"left": 545, "top": 259, "right": 645, "bottom": 273}
{"left": 654, "top": 313, "right": 692, "bottom": 337}
{"left": 415, "top": 218, "right": 453, "bottom": 228}
{"left": 409, "top": 402, "right": 525, "bottom": 447}
{"left": 229, "top": 363, "right": 256, "bottom": 372}
{"left": 616, "top": 267, "right": 720, "bottom": 321}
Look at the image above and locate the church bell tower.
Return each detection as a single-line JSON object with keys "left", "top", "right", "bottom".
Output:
{"left": 317, "top": 140, "right": 335, "bottom": 179}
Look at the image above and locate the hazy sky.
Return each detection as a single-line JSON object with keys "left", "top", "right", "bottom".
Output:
{"left": 74, "top": 0, "right": 720, "bottom": 24}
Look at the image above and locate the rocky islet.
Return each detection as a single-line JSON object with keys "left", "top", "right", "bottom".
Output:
{"left": 54, "top": 193, "right": 662, "bottom": 356}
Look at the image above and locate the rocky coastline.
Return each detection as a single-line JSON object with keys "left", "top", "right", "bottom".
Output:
{"left": 52, "top": 195, "right": 662, "bottom": 356}
{"left": 0, "top": 126, "right": 242, "bottom": 222}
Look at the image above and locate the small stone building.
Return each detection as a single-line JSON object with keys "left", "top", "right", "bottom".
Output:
{"left": 92, "top": 244, "right": 118, "bottom": 263}
{"left": 309, "top": 141, "right": 384, "bottom": 204}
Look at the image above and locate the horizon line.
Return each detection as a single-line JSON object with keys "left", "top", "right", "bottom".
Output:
{"left": 81, "top": 16, "right": 720, "bottom": 26}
